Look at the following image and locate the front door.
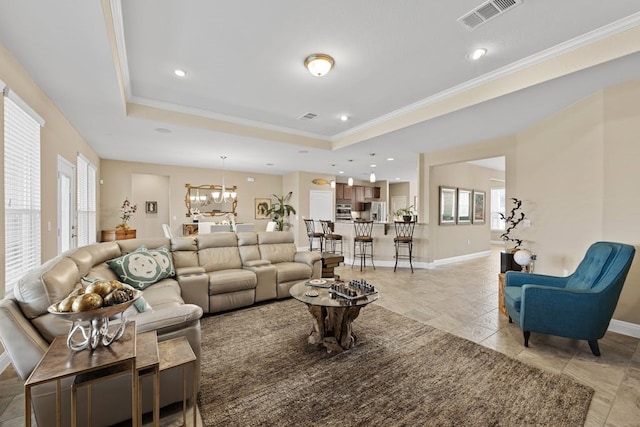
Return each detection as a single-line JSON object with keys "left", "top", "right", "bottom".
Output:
{"left": 57, "top": 156, "right": 75, "bottom": 254}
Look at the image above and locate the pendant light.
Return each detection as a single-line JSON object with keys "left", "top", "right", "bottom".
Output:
{"left": 347, "top": 160, "right": 354, "bottom": 186}
{"left": 369, "top": 153, "right": 376, "bottom": 183}
{"left": 211, "top": 155, "right": 237, "bottom": 203}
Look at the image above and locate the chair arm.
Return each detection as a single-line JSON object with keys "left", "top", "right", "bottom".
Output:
{"left": 505, "top": 271, "right": 568, "bottom": 289}
{"left": 294, "top": 251, "right": 322, "bottom": 267}
{"left": 520, "top": 286, "right": 609, "bottom": 339}
{"left": 0, "top": 297, "right": 49, "bottom": 380}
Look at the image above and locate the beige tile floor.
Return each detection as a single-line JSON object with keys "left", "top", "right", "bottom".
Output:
{"left": 1, "top": 246, "right": 638, "bottom": 426}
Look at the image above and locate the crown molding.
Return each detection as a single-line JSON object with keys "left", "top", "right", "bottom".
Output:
{"left": 332, "top": 12, "right": 640, "bottom": 144}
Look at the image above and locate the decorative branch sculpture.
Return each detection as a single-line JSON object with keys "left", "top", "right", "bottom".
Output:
{"left": 499, "top": 197, "right": 525, "bottom": 249}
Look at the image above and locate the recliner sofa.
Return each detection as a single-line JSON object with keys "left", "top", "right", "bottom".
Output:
{"left": 0, "top": 230, "right": 321, "bottom": 426}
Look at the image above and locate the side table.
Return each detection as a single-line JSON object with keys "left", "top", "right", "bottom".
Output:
{"left": 498, "top": 273, "right": 507, "bottom": 316}
{"left": 134, "top": 331, "right": 160, "bottom": 427}
{"left": 321, "top": 252, "right": 344, "bottom": 279}
{"left": 158, "top": 336, "right": 198, "bottom": 427}
{"left": 25, "top": 323, "right": 138, "bottom": 427}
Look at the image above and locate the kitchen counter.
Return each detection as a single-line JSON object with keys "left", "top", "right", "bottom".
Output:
{"left": 333, "top": 221, "right": 428, "bottom": 269}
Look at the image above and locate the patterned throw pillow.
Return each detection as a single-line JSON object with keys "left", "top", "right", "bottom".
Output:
{"left": 107, "top": 245, "right": 175, "bottom": 290}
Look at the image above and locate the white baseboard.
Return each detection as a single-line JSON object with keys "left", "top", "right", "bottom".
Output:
{"left": 0, "top": 351, "right": 9, "bottom": 375}
{"left": 608, "top": 319, "right": 640, "bottom": 338}
{"left": 432, "top": 250, "right": 491, "bottom": 266}
{"left": 342, "top": 257, "right": 432, "bottom": 270}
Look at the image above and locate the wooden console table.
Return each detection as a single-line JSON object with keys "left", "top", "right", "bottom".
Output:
{"left": 498, "top": 273, "right": 507, "bottom": 316}
{"left": 101, "top": 229, "right": 137, "bottom": 242}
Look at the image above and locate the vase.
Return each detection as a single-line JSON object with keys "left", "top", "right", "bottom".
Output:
{"left": 500, "top": 250, "right": 520, "bottom": 273}
{"left": 116, "top": 223, "right": 129, "bottom": 232}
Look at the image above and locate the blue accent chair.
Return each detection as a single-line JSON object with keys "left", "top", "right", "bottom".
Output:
{"left": 504, "top": 241, "right": 635, "bottom": 356}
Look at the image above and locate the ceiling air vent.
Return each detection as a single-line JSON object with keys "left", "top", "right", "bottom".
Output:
{"left": 458, "top": 0, "right": 522, "bottom": 31}
{"left": 299, "top": 112, "right": 318, "bottom": 120}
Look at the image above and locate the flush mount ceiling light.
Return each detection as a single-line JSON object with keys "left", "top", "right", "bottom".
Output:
{"left": 173, "top": 68, "right": 187, "bottom": 77}
{"left": 339, "top": 114, "right": 349, "bottom": 122}
{"left": 304, "top": 53, "right": 335, "bottom": 77}
{"left": 467, "top": 48, "right": 487, "bottom": 61}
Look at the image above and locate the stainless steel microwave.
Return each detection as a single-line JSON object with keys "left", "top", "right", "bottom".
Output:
{"left": 336, "top": 204, "right": 352, "bottom": 220}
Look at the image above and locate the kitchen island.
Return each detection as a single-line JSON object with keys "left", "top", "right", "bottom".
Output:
{"left": 333, "top": 221, "right": 429, "bottom": 270}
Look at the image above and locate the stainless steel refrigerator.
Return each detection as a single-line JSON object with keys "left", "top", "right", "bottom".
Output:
{"left": 370, "top": 201, "right": 387, "bottom": 222}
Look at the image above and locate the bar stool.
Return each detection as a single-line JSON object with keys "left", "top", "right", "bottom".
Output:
{"left": 394, "top": 220, "right": 416, "bottom": 273}
{"left": 352, "top": 220, "right": 375, "bottom": 271}
{"left": 320, "top": 220, "right": 343, "bottom": 254}
{"left": 303, "top": 219, "right": 324, "bottom": 252}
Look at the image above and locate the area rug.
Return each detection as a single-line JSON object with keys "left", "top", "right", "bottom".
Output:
{"left": 198, "top": 299, "right": 593, "bottom": 426}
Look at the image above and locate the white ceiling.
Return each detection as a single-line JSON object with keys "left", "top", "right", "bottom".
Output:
{"left": 1, "top": 1, "right": 639, "bottom": 182}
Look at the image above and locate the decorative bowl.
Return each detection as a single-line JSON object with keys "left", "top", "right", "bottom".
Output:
{"left": 47, "top": 284, "right": 141, "bottom": 351}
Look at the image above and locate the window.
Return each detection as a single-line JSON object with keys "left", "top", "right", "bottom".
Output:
{"left": 77, "top": 154, "right": 96, "bottom": 247}
{"left": 490, "top": 187, "right": 505, "bottom": 231}
{"left": 4, "top": 89, "right": 43, "bottom": 293}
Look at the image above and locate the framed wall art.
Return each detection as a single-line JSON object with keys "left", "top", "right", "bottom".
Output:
{"left": 473, "top": 190, "right": 486, "bottom": 224}
{"left": 145, "top": 201, "right": 157, "bottom": 214}
{"left": 439, "top": 186, "right": 457, "bottom": 225}
{"left": 255, "top": 198, "right": 271, "bottom": 219}
{"left": 457, "top": 188, "right": 472, "bottom": 224}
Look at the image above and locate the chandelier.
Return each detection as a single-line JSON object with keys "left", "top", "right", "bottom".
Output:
{"left": 212, "top": 156, "right": 237, "bottom": 203}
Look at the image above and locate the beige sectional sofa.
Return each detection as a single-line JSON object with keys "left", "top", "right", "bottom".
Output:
{"left": 0, "top": 230, "right": 321, "bottom": 426}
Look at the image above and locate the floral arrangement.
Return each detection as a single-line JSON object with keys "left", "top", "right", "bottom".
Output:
{"left": 118, "top": 198, "right": 137, "bottom": 230}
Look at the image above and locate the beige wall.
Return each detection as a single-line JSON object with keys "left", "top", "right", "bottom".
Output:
{"left": 0, "top": 42, "right": 100, "bottom": 299}
{"left": 429, "top": 163, "right": 503, "bottom": 260}
{"left": 420, "top": 79, "right": 640, "bottom": 324}
{"left": 100, "top": 160, "right": 283, "bottom": 238}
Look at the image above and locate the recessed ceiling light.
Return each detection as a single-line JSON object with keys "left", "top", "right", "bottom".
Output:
{"left": 387, "top": 157, "right": 394, "bottom": 161}
{"left": 395, "top": 177, "right": 401, "bottom": 181}
{"left": 339, "top": 171, "right": 344, "bottom": 174}
{"left": 174, "top": 68, "right": 187, "bottom": 77}
{"left": 266, "top": 163, "right": 274, "bottom": 166}
{"left": 339, "top": 115, "right": 349, "bottom": 122}
{"left": 370, "top": 164, "right": 376, "bottom": 168}
{"left": 155, "top": 127, "right": 172, "bottom": 133}
{"left": 298, "top": 150, "right": 309, "bottom": 154}
{"left": 468, "top": 48, "right": 487, "bottom": 61}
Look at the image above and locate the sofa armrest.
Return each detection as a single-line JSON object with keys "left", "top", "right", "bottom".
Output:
{"left": 243, "top": 259, "right": 271, "bottom": 268}
{"left": 294, "top": 251, "right": 322, "bottom": 267}
{"left": 0, "top": 297, "right": 49, "bottom": 380}
{"left": 176, "top": 266, "right": 206, "bottom": 276}
{"left": 176, "top": 271, "right": 210, "bottom": 313}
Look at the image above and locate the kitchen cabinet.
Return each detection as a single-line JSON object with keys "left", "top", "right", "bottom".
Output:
{"left": 355, "top": 186, "right": 365, "bottom": 202}
{"left": 343, "top": 185, "right": 353, "bottom": 200}
{"left": 364, "top": 186, "right": 381, "bottom": 199}
{"left": 364, "top": 186, "right": 373, "bottom": 199}
{"left": 335, "top": 183, "right": 344, "bottom": 199}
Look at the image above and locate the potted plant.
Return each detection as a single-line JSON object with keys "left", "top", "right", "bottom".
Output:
{"left": 266, "top": 192, "right": 296, "bottom": 231}
{"left": 116, "top": 198, "right": 137, "bottom": 231}
{"left": 498, "top": 197, "right": 526, "bottom": 272}
{"left": 394, "top": 205, "right": 414, "bottom": 222}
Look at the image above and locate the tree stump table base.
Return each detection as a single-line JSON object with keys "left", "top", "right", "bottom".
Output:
{"left": 307, "top": 305, "right": 362, "bottom": 354}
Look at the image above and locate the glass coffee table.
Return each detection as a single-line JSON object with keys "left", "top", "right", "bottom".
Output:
{"left": 289, "top": 279, "right": 379, "bottom": 354}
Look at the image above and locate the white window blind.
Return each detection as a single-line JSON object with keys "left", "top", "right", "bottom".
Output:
{"left": 4, "top": 93, "right": 41, "bottom": 293}
{"left": 77, "top": 154, "right": 97, "bottom": 247}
